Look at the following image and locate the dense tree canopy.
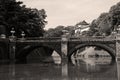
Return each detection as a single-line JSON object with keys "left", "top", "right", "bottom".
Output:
{"left": 109, "top": 2, "right": 120, "bottom": 30}
{"left": 89, "top": 2, "right": 120, "bottom": 36}
{"left": 44, "top": 25, "right": 64, "bottom": 37}
{"left": 0, "top": 0, "right": 47, "bottom": 37}
{"left": 44, "top": 25, "right": 74, "bottom": 37}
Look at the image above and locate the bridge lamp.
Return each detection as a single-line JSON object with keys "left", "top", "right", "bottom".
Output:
{"left": 102, "top": 33, "right": 106, "bottom": 36}
{"left": 21, "top": 31, "right": 25, "bottom": 38}
{"left": 111, "top": 30, "right": 117, "bottom": 35}
{"left": 0, "top": 34, "right": 6, "bottom": 38}
{"left": 10, "top": 27, "right": 15, "bottom": 37}
{"left": 62, "top": 30, "right": 69, "bottom": 34}
{"left": 117, "top": 25, "right": 120, "bottom": 34}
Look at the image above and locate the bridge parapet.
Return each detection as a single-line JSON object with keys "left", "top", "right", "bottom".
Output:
{"left": 0, "top": 38, "right": 9, "bottom": 42}
{"left": 4, "top": 35, "right": 119, "bottom": 62}
{"left": 16, "top": 37, "right": 61, "bottom": 42}
{"left": 69, "top": 36, "right": 116, "bottom": 42}
{"left": 8, "top": 36, "right": 116, "bottom": 43}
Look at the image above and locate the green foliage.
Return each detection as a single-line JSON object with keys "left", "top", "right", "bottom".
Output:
{"left": 109, "top": 2, "right": 120, "bottom": 29}
{"left": 0, "top": 0, "right": 47, "bottom": 37}
{"left": 44, "top": 25, "right": 64, "bottom": 37}
{"left": 89, "top": 20, "right": 98, "bottom": 36}
{"left": 89, "top": 2, "right": 120, "bottom": 36}
{"left": 64, "top": 26, "right": 75, "bottom": 36}
{"left": 44, "top": 25, "right": 75, "bottom": 37}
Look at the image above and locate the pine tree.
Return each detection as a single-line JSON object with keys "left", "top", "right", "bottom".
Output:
{"left": 0, "top": 0, "right": 47, "bottom": 37}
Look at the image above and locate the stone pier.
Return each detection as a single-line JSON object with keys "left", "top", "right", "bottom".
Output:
{"left": 9, "top": 38, "right": 16, "bottom": 63}
{"left": 116, "top": 34, "right": 120, "bottom": 61}
{"left": 61, "top": 31, "right": 70, "bottom": 63}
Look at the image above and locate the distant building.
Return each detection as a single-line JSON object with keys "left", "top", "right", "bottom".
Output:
{"left": 74, "top": 20, "right": 89, "bottom": 36}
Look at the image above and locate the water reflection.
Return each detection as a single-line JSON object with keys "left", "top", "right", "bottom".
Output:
{"left": 0, "top": 57, "right": 118, "bottom": 80}
{"left": 68, "top": 60, "right": 117, "bottom": 80}
{"left": 0, "top": 46, "right": 118, "bottom": 80}
{"left": 117, "top": 61, "right": 120, "bottom": 80}
{"left": 26, "top": 50, "right": 62, "bottom": 64}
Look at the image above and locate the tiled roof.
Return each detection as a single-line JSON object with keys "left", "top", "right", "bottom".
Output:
{"left": 76, "top": 20, "right": 89, "bottom": 26}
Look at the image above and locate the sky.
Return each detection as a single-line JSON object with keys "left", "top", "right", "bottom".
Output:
{"left": 17, "top": 0, "right": 119, "bottom": 29}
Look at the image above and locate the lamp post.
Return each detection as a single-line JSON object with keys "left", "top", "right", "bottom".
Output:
{"left": 111, "top": 26, "right": 117, "bottom": 38}
{"left": 117, "top": 25, "right": 120, "bottom": 34}
{"left": 111, "top": 30, "right": 117, "bottom": 36}
{"left": 9, "top": 27, "right": 16, "bottom": 63}
{"left": 21, "top": 31, "right": 25, "bottom": 40}
{"left": 116, "top": 25, "right": 120, "bottom": 61}
{"left": 10, "top": 28, "right": 15, "bottom": 38}
{"left": 102, "top": 33, "right": 106, "bottom": 37}
{"left": 9, "top": 27, "right": 16, "bottom": 41}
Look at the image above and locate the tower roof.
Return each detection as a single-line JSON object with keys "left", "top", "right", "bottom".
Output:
{"left": 76, "top": 20, "right": 89, "bottom": 26}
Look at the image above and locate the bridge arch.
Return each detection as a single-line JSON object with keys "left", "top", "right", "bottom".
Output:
{"left": 16, "top": 45, "right": 61, "bottom": 62}
{"left": 68, "top": 43, "right": 116, "bottom": 61}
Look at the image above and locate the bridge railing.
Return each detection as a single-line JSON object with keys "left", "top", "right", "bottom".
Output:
{"left": 16, "top": 37, "right": 61, "bottom": 42}
{"left": 9, "top": 35, "right": 117, "bottom": 42}
{"left": 0, "top": 38, "right": 10, "bottom": 42}
{"left": 69, "top": 36, "right": 116, "bottom": 41}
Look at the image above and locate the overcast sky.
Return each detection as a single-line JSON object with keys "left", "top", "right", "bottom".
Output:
{"left": 17, "top": 0, "right": 119, "bottom": 29}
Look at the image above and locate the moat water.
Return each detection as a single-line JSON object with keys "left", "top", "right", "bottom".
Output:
{"left": 0, "top": 56, "right": 119, "bottom": 80}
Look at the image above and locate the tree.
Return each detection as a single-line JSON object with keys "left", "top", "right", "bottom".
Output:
{"left": 88, "top": 2, "right": 120, "bottom": 36}
{"left": 44, "top": 25, "right": 64, "bottom": 37}
{"left": 0, "top": 0, "right": 47, "bottom": 37}
{"left": 94, "top": 13, "right": 112, "bottom": 35}
{"left": 44, "top": 25, "right": 75, "bottom": 37}
{"left": 109, "top": 2, "right": 120, "bottom": 30}
{"left": 64, "top": 26, "right": 75, "bottom": 36}
{"left": 98, "top": 14, "right": 112, "bottom": 35}
{"left": 89, "top": 19, "right": 98, "bottom": 36}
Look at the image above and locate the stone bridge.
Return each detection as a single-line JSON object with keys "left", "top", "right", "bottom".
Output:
{"left": 0, "top": 34, "right": 120, "bottom": 62}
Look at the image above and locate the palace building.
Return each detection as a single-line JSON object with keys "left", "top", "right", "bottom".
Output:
{"left": 74, "top": 20, "right": 90, "bottom": 36}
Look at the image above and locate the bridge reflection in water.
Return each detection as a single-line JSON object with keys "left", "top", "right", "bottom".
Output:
{"left": 0, "top": 53, "right": 118, "bottom": 80}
